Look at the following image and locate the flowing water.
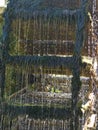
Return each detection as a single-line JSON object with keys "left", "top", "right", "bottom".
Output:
{"left": 1, "top": 0, "right": 98, "bottom": 130}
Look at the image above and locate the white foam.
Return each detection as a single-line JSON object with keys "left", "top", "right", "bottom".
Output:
{"left": 0, "top": 0, "right": 7, "bottom": 7}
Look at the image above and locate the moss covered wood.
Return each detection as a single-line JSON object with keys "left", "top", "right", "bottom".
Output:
{"left": 70, "top": 1, "right": 90, "bottom": 130}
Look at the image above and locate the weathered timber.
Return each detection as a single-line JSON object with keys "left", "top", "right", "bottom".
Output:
{"left": 6, "top": 55, "right": 73, "bottom": 68}
{"left": 1, "top": 103, "right": 71, "bottom": 119}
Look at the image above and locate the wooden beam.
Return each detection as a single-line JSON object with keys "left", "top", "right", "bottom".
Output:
{"left": 6, "top": 55, "right": 73, "bottom": 68}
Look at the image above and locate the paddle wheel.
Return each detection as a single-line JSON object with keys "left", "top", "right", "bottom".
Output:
{"left": 0, "top": 0, "right": 97, "bottom": 130}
